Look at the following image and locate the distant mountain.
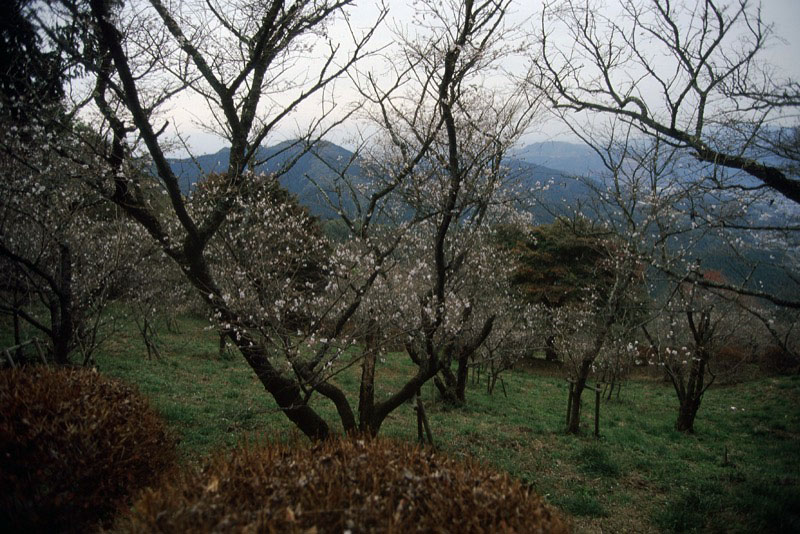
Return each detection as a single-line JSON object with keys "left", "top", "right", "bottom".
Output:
{"left": 166, "top": 139, "right": 591, "bottom": 220}
{"left": 167, "top": 140, "right": 359, "bottom": 218}
{"left": 510, "top": 141, "right": 605, "bottom": 178}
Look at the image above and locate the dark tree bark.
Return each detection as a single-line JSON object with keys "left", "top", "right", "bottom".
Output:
{"left": 52, "top": 245, "right": 73, "bottom": 365}
{"left": 434, "top": 366, "right": 460, "bottom": 404}
{"left": 567, "top": 358, "right": 591, "bottom": 434}
{"left": 455, "top": 354, "right": 470, "bottom": 401}
{"left": 358, "top": 321, "right": 378, "bottom": 434}
{"left": 670, "top": 310, "right": 714, "bottom": 433}
{"left": 545, "top": 334, "right": 558, "bottom": 362}
{"left": 236, "top": 334, "right": 331, "bottom": 440}
{"left": 564, "top": 280, "right": 626, "bottom": 435}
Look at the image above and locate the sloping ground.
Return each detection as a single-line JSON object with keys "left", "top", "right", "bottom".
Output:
{"left": 89, "top": 315, "right": 800, "bottom": 532}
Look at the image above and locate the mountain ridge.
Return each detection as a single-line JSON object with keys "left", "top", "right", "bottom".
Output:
{"left": 166, "top": 139, "right": 590, "bottom": 219}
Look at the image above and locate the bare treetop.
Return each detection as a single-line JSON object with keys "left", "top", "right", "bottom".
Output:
{"left": 530, "top": 0, "right": 800, "bottom": 204}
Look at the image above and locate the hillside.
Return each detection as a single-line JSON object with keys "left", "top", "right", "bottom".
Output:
{"left": 510, "top": 140, "right": 605, "bottom": 177}
{"left": 89, "top": 313, "right": 800, "bottom": 534}
{"left": 168, "top": 140, "right": 358, "bottom": 218}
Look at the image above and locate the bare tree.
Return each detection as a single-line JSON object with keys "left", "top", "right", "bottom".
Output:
{"left": 24, "top": 0, "right": 539, "bottom": 439}
{"left": 571, "top": 122, "right": 790, "bottom": 431}
{"left": 0, "top": 120, "right": 148, "bottom": 365}
{"left": 529, "top": 0, "right": 800, "bottom": 309}
{"left": 641, "top": 271, "right": 760, "bottom": 432}
{"left": 339, "top": 0, "right": 538, "bottom": 408}
{"left": 29, "top": 0, "right": 381, "bottom": 439}
{"left": 531, "top": 0, "right": 799, "bottom": 199}
{"left": 551, "top": 239, "right": 642, "bottom": 434}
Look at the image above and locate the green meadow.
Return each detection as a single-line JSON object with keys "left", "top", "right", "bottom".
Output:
{"left": 63, "top": 313, "right": 798, "bottom": 533}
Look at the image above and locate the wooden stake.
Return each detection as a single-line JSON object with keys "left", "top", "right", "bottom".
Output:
{"left": 33, "top": 339, "right": 46, "bottom": 365}
{"left": 3, "top": 349, "right": 15, "bottom": 368}
{"left": 566, "top": 380, "right": 574, "bottom": 429}
{"left": 595, "top": 389, "right": 601, "bottom": 438}
{"left": 416, "top": 388, "right": 434, "bottom": 446}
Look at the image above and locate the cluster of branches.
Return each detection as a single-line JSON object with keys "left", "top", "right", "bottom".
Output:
{"left": 526, "top": 0, "right": 799, "bottom": 432}
{"left": 529, "top": 0, "right": 800, "bottom": 304}
{"left": 0, "top": 0, "right": 542, "bottom": 440}
{"left": 2, "top": 0, "right": 798, "bottom": 440}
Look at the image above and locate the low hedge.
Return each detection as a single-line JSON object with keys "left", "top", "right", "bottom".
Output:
{"left": 121, "top": 436, "right": 567, "bottom": 533}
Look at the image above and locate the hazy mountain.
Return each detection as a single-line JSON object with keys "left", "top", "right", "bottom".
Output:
{"left": 166, "top": 140, "right": 592, "bottom": 220}
{"left": 168, "top": 139, "right": 359, "bottom": 218}
{"left": 510, "top": 141, "right": 605, "bottom": 177}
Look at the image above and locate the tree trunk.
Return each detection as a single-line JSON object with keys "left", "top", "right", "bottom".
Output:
{"left": 606, "top": 374, "right": 616, "bottom": 400}
{"left": 545, "top": 334, "right": 558, "bottom": 361}
{"left": 455, "top": 355, "right": 469, "bottom": 402}
{"left": 49, "top": 245, "right": 73, "bottom": 365}
{"left": 218, "top": 330, "right": 227, "bottom": 359}
{"left": 50, "top": 300, "right": 71, "bottom": 365}
{"left": 674, "top": 357, "right": 707, "bottom": 433}
{"left": 567, "top": 316, "right": 614, "bottom": 434}
{"left": 434, "top": 365, "right": 460, "bottom": 404}
{"left": 178, "top": 243, "right": 338, "bottom": 440}
{"left": 358, "top": 325, "right": 378, "bottom": 435}
{"left": 236, "top": 338, "right": 331, "bottom": 440}
{"left": 675, "top": 396, "right": 701, "bottom": 433}
{"left": 368, "top": 353, "right": 442, "bottom": 436}
{"left": 567, "top": 359, "right": 592, "bottom": 434}
{"left": 674, "top": 310, "right": 714, "bottom": 433}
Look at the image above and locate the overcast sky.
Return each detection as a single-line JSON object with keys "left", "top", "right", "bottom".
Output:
{"left": 163, "top": 0, "right": 800, "bottom": 156}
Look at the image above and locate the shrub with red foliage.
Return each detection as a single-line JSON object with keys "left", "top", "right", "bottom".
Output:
{"left": 760, "top": 345, "right": 800, "bottom": 375}
{"left": 120, "top": 437, "right": 567, "bottom": 533}
{"left": 711, "top": 345, "right": 751, "bottom": 384}
{"left": 0, "top": 366, "right": 177, "bottom": 532}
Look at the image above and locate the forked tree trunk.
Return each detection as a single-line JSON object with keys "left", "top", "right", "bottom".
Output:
{"left": 455, "top": 355, "right": 469, "bottom": 401}
{"left": 434, "top": 367, "right": 460, "bottom": 404}
{"left": 674, "top": 356, "right": 708, "bottom": 433}
{"left": 672, "top": 310, "right": 714, "bottom": 433}
{"left": 675, "top": 396, "right": 702, "bottom": 432}
{"left": 235, "top": 336, "right": 332, "bottom": 440}
{"left": 434, "top": 355, "right": 470, "bottom": 404}
{"left": 566, "top": 310, "right": 616, "bottom": 434}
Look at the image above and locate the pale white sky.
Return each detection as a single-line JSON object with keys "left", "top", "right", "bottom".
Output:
{"left": 162, "top": 0, "right": 800, "bottom": 156}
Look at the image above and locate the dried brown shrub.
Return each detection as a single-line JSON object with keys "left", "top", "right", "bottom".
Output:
{"left": 711, "top": 345, "right": 752, "bottom": 384}
{"left": 760, "top": 345, "right": 800, "bottom": 375}
{"left": 0, "top": 366, "right": 177, "bottom": 532}
{"left": 121, "top": 437, "right": 567, "bottom": 533}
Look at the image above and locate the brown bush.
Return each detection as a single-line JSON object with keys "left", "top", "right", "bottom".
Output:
{"left": 0, "top": 366, "right": 177, "bottom": 533}
{"left": 760, "top": 345, "right": 800, "bottom": 375}
{"left": 120, "top": 437, "right": 567, "bottom": 533}
{"left": 711, "top": 345, "right": 752, "bottom": 384}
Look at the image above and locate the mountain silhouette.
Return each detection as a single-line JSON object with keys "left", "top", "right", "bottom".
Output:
{"left": 167, "top": 140, "right": 591, "bottom": 220}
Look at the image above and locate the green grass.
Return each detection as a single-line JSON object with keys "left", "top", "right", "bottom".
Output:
{"left": 5, "top": 313, "right": 799, "bottom": 532}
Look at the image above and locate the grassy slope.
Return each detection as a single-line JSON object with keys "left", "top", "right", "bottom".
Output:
{"left": 7, "top": 314, "right": 798, "bottom": 533}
